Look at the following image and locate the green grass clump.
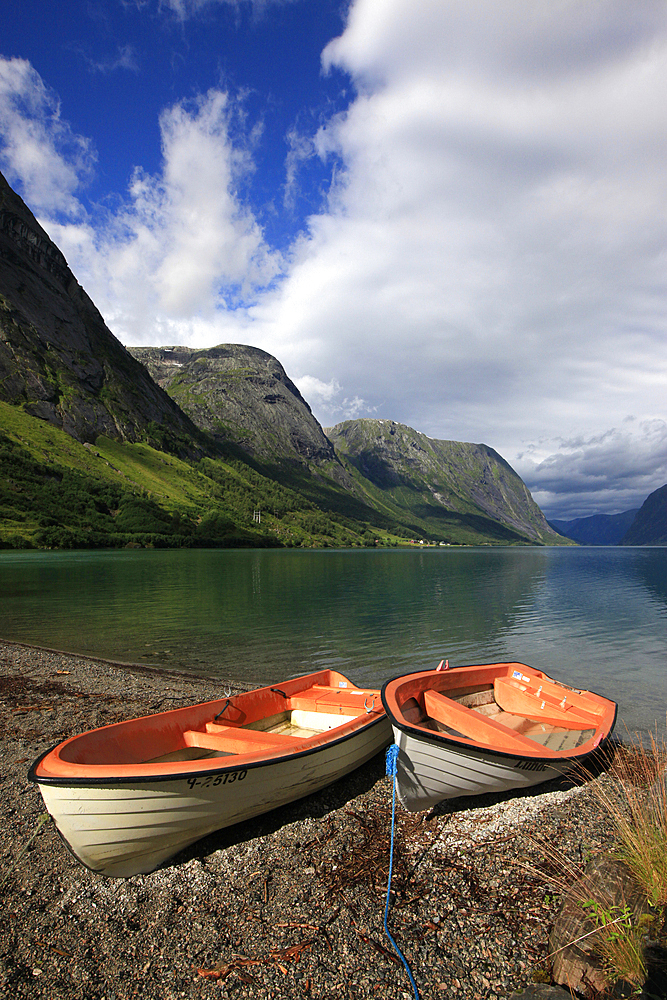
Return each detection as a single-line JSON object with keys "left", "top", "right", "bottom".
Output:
{"left": 0, "top": 401, "right": 410, "bottom": 550}
{"left": 581, "top": 899, "right": 653, "bottom": 987}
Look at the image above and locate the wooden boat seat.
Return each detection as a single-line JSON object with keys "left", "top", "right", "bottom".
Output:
{"left": 289, "top": 685, "right": 379, "bottom": 715}
{"left": 493, "top": 676, "right": 600, "bottom": 728}
{"left": 422, "top": 689, "right": 557, "bottom": 754}
{"left": 204, "top": 722, "right": 299, "bottom": 738}
{"left": 522, "top": 725, "right": 595, "bottom": 752}
{"left": 448, "top": 685, "right": 495, "bottom": 709}
{"left": 183, "top": 726, "right": 303, "bottom": 755}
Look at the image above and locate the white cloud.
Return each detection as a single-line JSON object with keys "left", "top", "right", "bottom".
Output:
{"left": 0, "top": 57, "right": 94, "bottom": 217}
{"left": 86, "top": 45, "right": 140, "bottom": 75}
{"left": 516, "top": 420, "right": 667, "bottom": 518}
{"left": 44, "top": 88, "right": 282, "bottom": 341}
{"left": 156, "top": 0, "right": 295, "bottom": 19}
{"left": 262, "top": 0, "right": 667, "bottom": 496}
{"left": 4, "top": 2, "right": 667, "bottom": 519}
{"left": 293, "top": 375, "right": 374, "bottom": 424}
{"left": 283, "top": 127, "right": 317, "bottom": 211}
{"left": 294, "top": 375, "right": 340, "bottom": 404}
{"left": 0, "top": 61, "right": 280, "bottom": 336}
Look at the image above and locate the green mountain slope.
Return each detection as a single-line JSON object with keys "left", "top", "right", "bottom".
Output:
{"left": 327, "top": 419, "right": 567, "bottom": 545}
{"left": 129, "top": 345, "right": 352, "bottom": 486}
{"left": 129, "top": 345, "right": 567, "bottom": 546}
{"left": 0, "top": 401, "right": 390, "bottom": 549}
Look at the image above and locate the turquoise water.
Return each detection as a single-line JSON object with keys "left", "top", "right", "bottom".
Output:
{"left": 0, "top": 546, "right": 665, "bottom": 736}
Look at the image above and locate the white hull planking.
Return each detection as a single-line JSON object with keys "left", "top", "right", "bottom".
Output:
{"left": 40, "top": 718, "right": 391, "bottom": 877}
{"left": 393, "top": 726, "right": 572, "bottom": 812}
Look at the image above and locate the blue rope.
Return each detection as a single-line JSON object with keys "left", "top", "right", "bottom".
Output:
{"left": 384, "top": 744, "right": 420, "bottom": 999}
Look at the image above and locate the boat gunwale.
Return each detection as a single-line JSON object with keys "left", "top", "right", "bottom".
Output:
{"left": 380, "top": 663, "right": 618, "bottom": 766}
{"left": 28, "top": 710, "right": 388, "bottom": 788}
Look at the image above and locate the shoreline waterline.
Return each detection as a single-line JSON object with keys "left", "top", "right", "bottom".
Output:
{"left": 0, "top": 546, "right": 664, "bottom": 736}
{"left": 0, "top": 634, "right": 258, "bottom": 689}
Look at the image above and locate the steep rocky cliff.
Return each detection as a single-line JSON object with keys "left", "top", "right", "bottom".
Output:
{"left": 0, "top": 171, "right": 201, "bottom": 453}
{"left": 619, "top": 484, "right": 667, "bottom": 545}
{"left": 327, "top": 418, "right": 564, "bottom": 544}
{"left": 129, "top": 344, "right": 351, "bottom": 486}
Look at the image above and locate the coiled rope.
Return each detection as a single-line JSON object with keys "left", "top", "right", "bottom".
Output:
{"left": 384, "top": 743, "right": 420, "bottom": 999}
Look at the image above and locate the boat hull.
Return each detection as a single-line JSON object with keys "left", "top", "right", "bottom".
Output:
{"left": 38, "top": 714, "right": 390, "bottom": 877}
{"left": 30, "top": 668, "right": 391, "bottom": 877}
{"left": 392, "top": 725, "right": 574, "bottom": 812}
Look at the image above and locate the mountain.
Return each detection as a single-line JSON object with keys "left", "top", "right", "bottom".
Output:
{"left": 619, "top": 485, "right": 667, "bottom": 545}
{"left": 130, "top": 348, "right": 566, "bottom": 545}
{"left": 549, "top": 510, "right": 639, "bottom": 546}
{"left": 128, "top": 344, "right": 349, "bottom": 485}
{"left": 0, "top": 171, "right": 377, "bottom": 549}
{"left": 0, "top": 170, "right": 567, "bottom": 550}
{"left": 0, "top": 170, "right": 201, "bottom": 455}
{"left": 326, "top": 418, "right": 564, "bottom": 546}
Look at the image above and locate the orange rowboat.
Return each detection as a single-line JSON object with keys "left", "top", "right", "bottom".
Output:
{"left": 381, "top": 661, "right": 616, "bottom": 811}
{"left": 30, "top": 669, "right": 390, "bottom": 877}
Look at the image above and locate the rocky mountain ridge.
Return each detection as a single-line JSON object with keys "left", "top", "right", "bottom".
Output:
{"left": 618, "top": 484, "right": 667, "bottom": 545}
{"left": 128, "top": 344, "right": 352, "bottom": 488}
{"left": 327, "top": 418, "right": 563, "bottom": 545}
{"left": 550, "top": 483, "right": 667, "bottom": 546}
{"left": 549, "top": 510, "right": 639, "bottom": 546}
{"left": 0, "top": 171, "right": 201, "bottom": 455}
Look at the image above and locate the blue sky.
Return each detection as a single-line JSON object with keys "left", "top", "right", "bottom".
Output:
{"left": 2, "top": 0, "right": 667, "bottom": 520}
{"left": 1, "top": 0, "right": 350, "bottom": 249}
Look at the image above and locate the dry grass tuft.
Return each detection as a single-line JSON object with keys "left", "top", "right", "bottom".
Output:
{"left": 594, "top": 733, "right": 667, "bottom": 909}
{"left": 522, "top": 733, "right": 667, "bottom": 993}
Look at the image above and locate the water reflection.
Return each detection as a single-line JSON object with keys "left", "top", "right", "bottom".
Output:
{"left": 0, "top": 546, "right": 664, "bottom": 735}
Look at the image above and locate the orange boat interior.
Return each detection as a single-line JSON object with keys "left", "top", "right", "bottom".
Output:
{"left": 387, "top": 663, "right": 615, "bottom": 757}
{"left": 35, "top": 670, "right": 384, "bottom": 778}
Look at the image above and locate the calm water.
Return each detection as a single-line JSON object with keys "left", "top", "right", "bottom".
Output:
{"left": 0, "top": 546, "right": 665, "bottom": 737}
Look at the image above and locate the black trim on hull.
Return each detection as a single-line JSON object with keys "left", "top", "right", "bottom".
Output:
{"left": 28, "top": 713, "right": 389, "bottom": 788}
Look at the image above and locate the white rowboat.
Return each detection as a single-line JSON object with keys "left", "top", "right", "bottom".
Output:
{"left": 30, "top": 669, "right": 391, "bottom": 877}
{"left": 381, "top": 662, "right": 616, "bottom": 811}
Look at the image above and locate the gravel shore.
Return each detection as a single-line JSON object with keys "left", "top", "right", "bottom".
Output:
{"left": 0, "top": 640, "right": 618, "bottom": 999}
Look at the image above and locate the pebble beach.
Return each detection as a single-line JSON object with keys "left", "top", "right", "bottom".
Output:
{"left": 0, "top": 639, "right": 618, "bottom": 1000}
